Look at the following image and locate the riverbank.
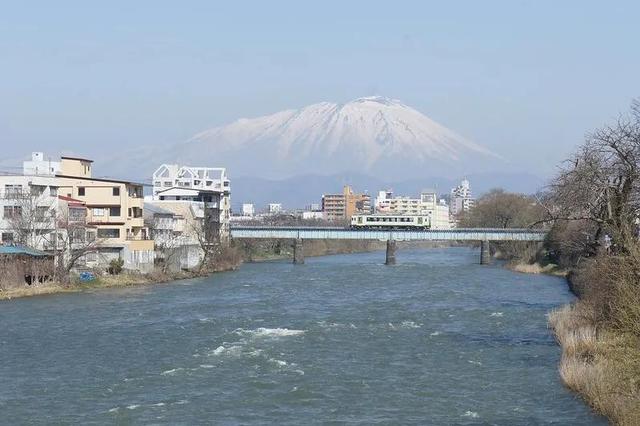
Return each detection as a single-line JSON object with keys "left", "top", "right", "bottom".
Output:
{"left": 549, "top": 302, "right": 640, "bottom": 425}
{"left": 0, "top": 255, "right": 243, "bottom": 301}
{"left": 545, "top": 253, "right": 640, "bottom": 426}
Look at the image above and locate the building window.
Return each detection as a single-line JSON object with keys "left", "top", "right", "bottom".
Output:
{"left": 69, "top": 207, "right": 86, "bottom": 222}
{"left": 3, "top": 206, "right": 22, "bottom": 218}
{"left": 109, "top": 207, "right": 121, "bottom": 217}
{"left": 78, "top": 187, "right": 85, "bottom": 196}
{"left": 113, "top": 187, "right": 120, "bottom": 196}
{"left": 49, "top": 187, "right": 58, "bottom": 196}
{"left": 85, "top": 252, "right": 98, "bottom": 262}
{"left": 1, "top": 232, "right": 13, "bottom": 243}
{"left": 92, "top": 208, "right": 105, "bottom": 217}
{"left": 97, "top": 228, "right": 120, "bottom": 239}
{"left": 36, "top": 206, "right": 49, "bottom": 221}
{"left": 4, "top": 184, "right": 22, "bottom": 196}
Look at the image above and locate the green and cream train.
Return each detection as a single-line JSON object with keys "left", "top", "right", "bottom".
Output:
{"left": 350, "top": 214, "right": 431, "bottom": 230}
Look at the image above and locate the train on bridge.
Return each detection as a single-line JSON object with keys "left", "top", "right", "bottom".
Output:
{"left": 350, "top": 214, "right": 431, "bottom": 230}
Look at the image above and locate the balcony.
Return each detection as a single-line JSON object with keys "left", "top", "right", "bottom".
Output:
{"left": 129, "top": 217, "right": 144, "bottom": 228}
{"left": 128, "top": 197, "right": 144, "bottom": 209}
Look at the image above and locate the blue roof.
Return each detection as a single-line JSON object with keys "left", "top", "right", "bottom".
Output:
{"left": 0, "top": 244, "right": 50, "bottom": 257}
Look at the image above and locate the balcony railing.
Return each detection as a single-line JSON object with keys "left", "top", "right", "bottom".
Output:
{"left": 126, "top": 235, "right": 152, "bottom": 241}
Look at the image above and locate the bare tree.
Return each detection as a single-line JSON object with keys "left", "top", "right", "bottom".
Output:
{"left": 545, "top": 99, "right": 640, "bottom": 254}
{"left": 52, "top": 203, "right": 103, "bottom": 279}
{"left": 3, "top": 184, "right": 56, "bottom": 249}
{"left": 459, "top": 189, "right": 545, "bottom": 229}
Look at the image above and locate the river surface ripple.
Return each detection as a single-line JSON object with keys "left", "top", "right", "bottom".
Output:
{"left": 0, "top": 247, "right": 605, "bottom": 425}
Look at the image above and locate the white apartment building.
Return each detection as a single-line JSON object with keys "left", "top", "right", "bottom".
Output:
{"left": 22, "top": 152, "right": 61, "bottom": 176}
{"left": 0, "top": 175, "right": 60, "bottom": 248}
{"left": 241, "top": 203, "right": 255, "bottom": 217}
{"left": 450, "top": 179, "right": 474, "bottom": 219}
{"left": 144, "top": 202, "right": 202, "bottom": 270}
{"left": 374, "top": 190, "right": 452, "bottom": 229}
{"left": 268, "top": 203, "right": 282, "bottom": 215}
{"left": 152, "top": 164, "right": 231, "bottom": 242}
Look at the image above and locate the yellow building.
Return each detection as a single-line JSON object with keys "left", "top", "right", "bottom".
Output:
{"left": 56, "top": 156, "right": 155, "bottom": 272}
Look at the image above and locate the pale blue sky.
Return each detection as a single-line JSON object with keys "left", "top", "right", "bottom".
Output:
{"left": 1, "top": 1, "right": 639, "bottom": 178}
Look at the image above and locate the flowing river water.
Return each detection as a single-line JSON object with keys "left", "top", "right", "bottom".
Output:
{"left": 1, "top": 247, "right": 605, "bottom": 425}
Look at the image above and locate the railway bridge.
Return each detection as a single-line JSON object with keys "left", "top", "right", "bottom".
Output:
{"left": 230, "top": 226, "right": 547, "bottom": 265}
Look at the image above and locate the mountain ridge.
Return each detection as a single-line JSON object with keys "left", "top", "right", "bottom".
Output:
{"left": 168, "top": 96, "right": 501, "bottom": 180}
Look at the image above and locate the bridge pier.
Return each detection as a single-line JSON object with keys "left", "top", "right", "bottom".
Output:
{"left": 480, "top": 240, "right": 491, "bottom": 265}
{"left": 385, "top": 239, "right": 397, "bottom": 265}
{"left": 293, "top": 238, "right": 304, "bottom": 264}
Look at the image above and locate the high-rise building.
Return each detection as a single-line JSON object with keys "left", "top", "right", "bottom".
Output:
{"left": 322, "top": 185, "right": 371, "bottom": 222}
{"left": 450, "top": 179, "right": 474, "bottom": 219}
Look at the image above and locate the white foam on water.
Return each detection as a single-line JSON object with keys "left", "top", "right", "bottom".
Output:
{"left": 237, "top": 327, "right": 305, "bottom": 338}
{"left": 468, "top": 360, "right": 483, "bottom": 366}
{"left": 173, "top": 400, "right": 189, "bottom": 405}
{"left": 429, "top": 331, "right": 441, "bottom": 336}
{"left": 490, "top": 312, "right": 504, "bottom": 317}
{"left": 198, "top": 318, "right": 212, "bottom": 323}
{"left": 127, "top": 404, "right": 140, "bottom": 410}
{"left": 209, "top": 345, "right": 243, "bottom": 357}
{"left": 160, "top": 368, "right": 183, "bottom": 376}
{"left": 269, "top": 358, "right": 288, "bottom": 367}
{"left": 152, "top": 402, "right": 166, "bottom": 407}
{"left": 199, "top": 364, "right": 215, "bottom": 369}
{"left": 400, "top": 321, "right": 421, "bottom": 329}
{"left": 463, "top": 411, "right": 479, "bottom": 418}
{"left": 108, "top": 407, "right": 119, "bottom": 413}
{"left": 294, "top": 369, "right": 305, "bottom": 375}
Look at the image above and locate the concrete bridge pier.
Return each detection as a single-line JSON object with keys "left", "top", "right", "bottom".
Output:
{"left": 293, "top": 238, "right": 304, "bottom": 264}
{"left": 385, "top": 239, "right": 397, "bottom": 265}
{"left": 480, "top": 240, "right": 491, "bottom": 265}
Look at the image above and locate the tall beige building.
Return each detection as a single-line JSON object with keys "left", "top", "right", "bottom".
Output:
{"left": 322, "top": 185, "right": 371, "bottom": 222}
{"left": 56, "top": 156, "right": 155, "bottom": 271}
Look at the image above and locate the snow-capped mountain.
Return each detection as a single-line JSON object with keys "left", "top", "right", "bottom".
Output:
{"left": 169, "top": 96, "right": 500, "bottom": 180}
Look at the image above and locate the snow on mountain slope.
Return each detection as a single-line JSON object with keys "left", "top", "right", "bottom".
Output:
{"left": 169, "top": 96, "right": 500, "bottom": 179}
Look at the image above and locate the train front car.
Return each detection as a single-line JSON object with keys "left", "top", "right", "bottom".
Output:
{"left": 350, "top": 214, "right": 431, "bottom": 230}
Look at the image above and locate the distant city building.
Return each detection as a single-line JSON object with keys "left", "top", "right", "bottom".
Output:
{"left": 305, "top": 203, "right": 321, "bottom": 212}
{"left": 301, "top": 211, "right": 325, "bottom": 220}
{"left": 374, "top": 189, "right": 393, "bottom": 213}
{"left": 450, "top": 179, "right": 474, "bottom": 219}
{"left": 241, "top": 203, "right": 255, "bottom": 217}
{"left": 322, "top": 185, "right": 371, "bottom": 222}
{"left": 152, "top": 164, "right": 231, "bottom": 242}
{"left": 267, "top": 203, "right": 282, "bottom": 214}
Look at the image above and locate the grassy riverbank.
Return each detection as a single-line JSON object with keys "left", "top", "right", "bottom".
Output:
{"left": 0, "top": 266, "right": 240, "bottom": 301}
{"left": 0, "top": 249, "right": 243, "bottom": 301}
{"left": 549, "top": 303, "right": 640, "bottom": 425}
{"left": 546, "top": 254, "right": 640, "bottom": 425}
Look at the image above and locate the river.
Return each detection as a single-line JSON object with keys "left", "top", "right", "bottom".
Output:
{"left": 0, "top": 247, "right": 604, "bottom": 425}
